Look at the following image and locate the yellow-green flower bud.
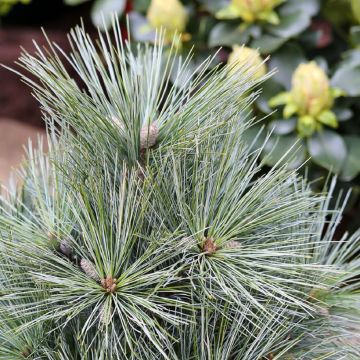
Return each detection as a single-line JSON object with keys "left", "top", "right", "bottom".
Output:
{"left": 291, "top": 62, "right": 333, "bottom": 117}
{"left": 147, "top": 0, "right": 188, "bottom": 43}
{"left": 269, "top": 61, "right": 343, "bottom": 137}
{"left": 217, "top": 0, "right": 284, "bottom": 24}
{"left": 228, "top": 46, "right": 267, "bottom": 80}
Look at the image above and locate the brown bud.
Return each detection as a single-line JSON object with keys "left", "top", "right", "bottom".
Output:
{"left": 202, "top": 238, "right": 217, "bottom": 255}
{"left": 101, "top": 275, "right": 117, "bottom": 293}
{"left": 140, "top": 122, "right": 159, "bottom": 150}
{"left": 21, "top": 346, "right": 32, "bottom": 357}
{"left": 80, "top": 258, "right": 100, "bottom": 282}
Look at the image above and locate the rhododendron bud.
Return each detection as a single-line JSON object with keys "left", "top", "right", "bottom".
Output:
{"left": 228, "top": 46, "right": 267, "bottom": 80}
{"left": 269, "top": 61, "right": 343, "bottom": 137}
{"left": 147, "top": 0, "right": 188, "bottom": 42}
{"left": 217, "top": 0, "right": 284, "bottom": 25}
{"left": 291, "top": 62, "right": 333, "bottom": 117}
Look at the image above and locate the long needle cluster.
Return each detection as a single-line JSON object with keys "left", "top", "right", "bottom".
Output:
{"left": 0, "top": 21, "right": 359, "bottom": 359}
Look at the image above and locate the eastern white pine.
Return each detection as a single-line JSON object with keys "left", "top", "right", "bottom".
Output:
{"left": 0, "top": 22, "right": 359, "bottom": 359}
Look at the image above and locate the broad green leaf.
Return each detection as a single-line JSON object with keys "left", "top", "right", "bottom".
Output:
{"left": 307, "top": 130, "right": 347, "bottom": 173}
{"left": 269, "top": 119, "right": 297, "bottom": 135}
{"left": 91, "top": 0, "right": 126, "bottom": 30}
{"left": 336, "top": 49, "right": 360, "bottom": 68}
{"left": 241, "top": 125, "right": 267, "bottom": 152}
{"left": 341, "top": 136, "right": 360, "bottom": 181}
{"left": 208, "top": 23, "right": 249, "bottom": 47}
{"left": 251, "top": 34, "right": 287, "bottom": 54}
{"left": 281, "top": 0, "right": 320, "bottom": 17}
{"left": 262, "top": 134, "right": 306, "bottom": 168}
{"left": 333, "top": 108, "right": 353, "bottom": 122}
{"left": 331, "top": 65, "right": 360, "bottom": 97}
{"left": 267, "top": 11, "right": 310, "bottom": 39}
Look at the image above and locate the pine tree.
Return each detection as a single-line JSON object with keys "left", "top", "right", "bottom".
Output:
{"left": 0, "top": 21, "right": 359, "bottom": 359}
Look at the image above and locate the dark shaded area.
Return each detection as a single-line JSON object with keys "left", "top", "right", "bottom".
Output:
{"left": 0, "top": 0, "right": 94, "bottom": 127}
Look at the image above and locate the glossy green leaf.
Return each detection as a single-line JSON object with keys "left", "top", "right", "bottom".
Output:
{"left": 208, "top": 23, "right": 249, "bottom": 47}
{"left": 331, "top": 65, "right": 360, "bottom": 97}
{"left": 341, "top": 136, "right": 360, "bottom": 181}
{"left": 262, "top": 134, "right": 306, "bottom": 169}
{"left": 269, "top": 119, "right": 297, "bottom": 135}
{"left": 241, "top": 125, "right": 267, "bottom": 152}
{"left": 333, "top": 108, "right": 353, "bottom": 122}
{"left": 336, "top": 49, "right": 360, "bottom": 68}
{"left": 91, "top": 0, "right": 126, "bottom": 30}
{"left": 251, "top": 34, "right": 287, "bottom": 54}
{"left": 267, "top": 11, "right": 310, "bottom": 39}
{"left": 307, "top": 130, "right": 347, "bottom": 173}
{"left": 281, "top": 0, "right": 320, "bottom": 17}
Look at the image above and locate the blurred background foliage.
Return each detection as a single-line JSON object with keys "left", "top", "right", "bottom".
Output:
{"left": 1, "top": 0, "right": 360, "bottom": 228}
{"left": 127, "top": 0, "right": 360, "bottom": 186}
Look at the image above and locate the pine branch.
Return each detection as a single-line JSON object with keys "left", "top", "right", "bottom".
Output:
{"left": 0, "top": 20, "right": 359, "bottom": 359}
